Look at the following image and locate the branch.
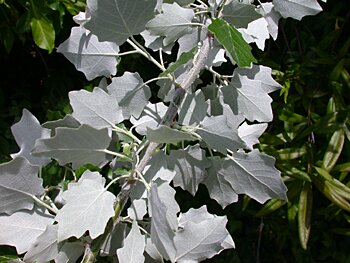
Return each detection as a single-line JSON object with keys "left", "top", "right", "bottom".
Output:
{"left": 86, "top": 35, "right": 212, "bottom": 259}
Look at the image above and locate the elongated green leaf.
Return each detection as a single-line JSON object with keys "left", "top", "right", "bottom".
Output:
{"left": 322, "top": 128, "right": 345, "bottom": 172}
{"left": 30, "top": 17, "right": 55, "bottom": 53}
{"left": 208, "top": 18, "right": 256, "bottom": 67}
{"left": 298, "top": 182, "right": 313, "bottom": 250}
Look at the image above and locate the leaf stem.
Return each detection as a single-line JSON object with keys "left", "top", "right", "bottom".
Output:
{"left": 32, "top": 195, "right": 58, "bottom": 214}
{"left": 117, "top": 50, "right": 140, "bottom": 56}
{"left": 127, "top": 38, "right": 166, "bottom": 72}
{"left": 112, "top": 126, "right": 141, "bottom": 144}
{"left": 103, "top": 149, "right": 133, "bottom": 162}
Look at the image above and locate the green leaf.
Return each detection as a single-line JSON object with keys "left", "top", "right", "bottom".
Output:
{"left": 322, "top": 128, "right": 345, "bottom": 172}
{"left": 298, "top": 182, "right": 313, "bottom": 250}
{"left": 160, "top": 47, "right": 196, "bottom": 77}
{"left": 208, "top": 18, "right": 256, "bottom": 68}
{"left": 30, "top": 16, "right": 55, "bottom": 52}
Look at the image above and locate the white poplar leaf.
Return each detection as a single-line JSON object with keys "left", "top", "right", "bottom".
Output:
{"left": 32, "top": 125, "right": 111, "bottom": 169}
{"left": 273, "top": 0, "right": 322, "bottom": 21}
{"left": 259, "top": 3, "right": 281, "bottom": 40}
{"left": 238, "top": 122, "right": 268, "bottom": 150}
{"left": 131, "top": 152, "right": 175, "bottom": 201}
{"left": 174, "top": 206, "right": 234, "bottom": 262}
{"left": 222, "top": 1, "right": 262, "bottom": 28}
{"left": 197, "top": 116, "right": 246, "bottom": 154}
{"left": 167, "top": 145, "right": 210, "bottom": 195}
{"left": 146, "top": 3, "right": 195, "bottom": 46}
{"left": 107, "top": 72, "right": 151, "bottom": 119}
{"left": 55, "top": 171, "right": 116, "bottom": 241}
{"left": 73, "top": 11, "right": 90, "bottom": 25}
{"left": 130, "top": 102, "right": 168, "bottom": 136}
{"left": 145, "top": 237, "right": 163, "bottom": 262}
{"left": 10, "top": 109, "right": 50, "bottom": 167}
{"left": 24, "top": 224, "right": 59, "bottom": 263}
{"left": 203, "top": 158, "right": 239, "bottom": 208}
{"left": 141, "top": 30, "right": 174, "bottom": 54}
{"left": 177, "top": 25, "right": 207, "bottom": 58}
{"left": 117, "top": 221, "right": 146, "bottom": 263}
{"left": 56, "top": 242, "right": 84, "bottom": 263}
{"left": 147, "top": 125, "right": 197, "bottom": 144}
{"left": 69, "top": 87, "right": 123, "bottom": 129}
{"left": 57, "top": 27, "right": 119, "bottom": 80}
{"left": 234, "top": 64, "right": 282, "bottom": 93}
{"left": 222, "top": 75, "right": 273, "bottom": 122}
{"left": 206, "top": 151, "right": 287, "bottom": 205}
{"left": 149, "top": 183, "right": 176, "bottom": 261}
{"left": 128, "top": 198, "right": 147, "bottom": 221}
{"left": 0, "top": 207, "right": 54, "bottom": 254}
{"left": 42, "top": 115, "right": 81, "bottom": 134}
{"left": 151, "top": 179, "right": 180, "bottom": 231}
{"left": 178, "top": 90, "right": 208, "bottom": 126}
{"left": 100, "top": 222, "right": 129, "bottom": 256}
{"left": 0, "top": 157, "right": 43, "bottom": 215}
{"left": 245, "top": 18, "right": 270, "bottom": 50}
{"left": 207, "top": 91, "right": 245, "bottom": 129}
{"left": 85, "top": 0, "right": 157, "bottom": 45}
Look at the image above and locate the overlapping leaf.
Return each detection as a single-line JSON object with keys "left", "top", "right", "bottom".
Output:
{"left": 32, "top": 125, "right": 111, "bottom": 169}
{"left": 174, "top": 206, "right": 235, "bottom": 262}
{"left": 107, "top": 72, "right": 151, "bottom": 119}
{"left": 24, "top": 224, "right": 59, "bottom": 263}
{"left": 57, "top": 27, "right": 119, "bottom": 80}
{"left": 69, "top": 87, "right": 123, "bottom": 129}
{"left": 238, "top": 122, "right": 268, "bottom": 150}
{"left": 85, "top": 0, "right": 157, "bottom": 44}
{"left": 222, "top": 1, "right": 262, "bottom": 28}
{"left": 273, "top": 0, "right": 322, "bottom": 20}
{"left": 197, "top": 116, "right": 246, "bottom": 154}
{"left": 222, "top": 74, "right": 273, "bottom": 122}
{"left": 208, "top": 18, "right": 256, "bottom": 67}
{"left": 178, "top": 90, "right": 208, "bottom": 126}
{"left": 116, "top": 221, "right": 146, "bottom": 263}
{"left": 147, "top": 125, "right": 197, "bottom": 144}
{"left": 259, "top": 3, "right": 281, "bottom": 40}
{"left": 167, "top": 145, "right": 210, "bottom": 195}
{"left": 234, "top": 64, "right": 282, "bottom": 93}
{"left": 149, "top": 183, "right": 177, "bottom": 261}
{"left": 0, "top": 207, "right": 54, "bottom": 254}
{"left": 206, "top": 150, "right": 287, "bottom": 207}
{"left": 146, "top": 3, "right": 195, "bottom": 46}
{"left": 130, "top": 102, "right": 168, "bottom": 135}
{"left": 0, "top": 157, "right": 43, "bottom": 214}
{"left": 10, "top": 109, "right": 51, "bottom": 167}
{"left": 55, "top": 171, "right": 116, "bottom": 241}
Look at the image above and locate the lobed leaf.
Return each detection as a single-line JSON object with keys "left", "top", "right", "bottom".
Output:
{"left": 0, "top": 157, "right": 43, "bottom": 215}
{"left": 146, "top": 3, "right": 195, "bottom": 46}
{"left": 57, "top": 27, "right": 119, "bottom": 80}
{"left": 273, "top": 0, "right": 322, "bottom": 21}
{"left": 10, "top": 109, "right": 51, "bottom": 167}
{"left": 55, "top": 171, "right": 116, "bottom": 241}
{"left": 0, "top": 207, "right": 54, "bottom": 254}
{"left": 32, "top": 125, "right": 112, "bottom": 169}
{"left": 85, "top": 0, "right": 157, "bottom": 45}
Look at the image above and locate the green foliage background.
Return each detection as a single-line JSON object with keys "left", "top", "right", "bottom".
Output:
{"left": 0, "top": 0, "right": 349, "bottom": 262}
